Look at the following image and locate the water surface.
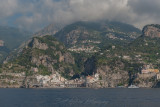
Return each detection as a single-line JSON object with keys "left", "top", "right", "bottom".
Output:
{"left": 0, "top": 88, "right": 160, "bottom": 107}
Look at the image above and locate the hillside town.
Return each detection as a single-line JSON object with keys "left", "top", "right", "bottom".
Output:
{"left": 0, "top": 71, "right": 100, "bottom": 88}
{"left": 139, "top": 64, "right": 160, "bottom": 80}
{"left": 1, "top": 63, "right": 160, "bottom": 89}
{"left": 30, "top": 72, "right": 100, "bottom": 88}
{"left": 31, "top": 64, "right": 160, "bottom": 88}
{"left": 68, "top": 45, "right": 99, "bottom": 53}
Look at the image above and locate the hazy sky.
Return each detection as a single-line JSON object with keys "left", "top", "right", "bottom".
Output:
{"left": 0, "top": 0, "right": 160, "bottom": 32}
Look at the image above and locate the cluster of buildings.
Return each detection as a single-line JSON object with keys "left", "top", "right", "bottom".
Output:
{"left": 0, "top": 72, "right": 26, "bottom": 88}
{"left": 86, "top": 73, "right": 99, "bottom": 83}
{"left": 141, "top": 65, "right": 159, "bottom": 74}
{"left": 82, "top": 40, "right": 100, "bottom": 44}
{"left": 121, "top": 54, "right": 143, "bottom": 63}
{"left": 107, "top": 33, "right": 118, "bottom": 39}
{"left": 36, "top": 73, "right": 66, "bottom": 87}
{"left": 141, "top": 69, "right": 159, "bottom": 74}
{"left": 35, "top": 73, "right": 100, "bottom": 88}
{"left": 123, "top": 55, "right": 132, "bottom": 60}
{"left": 140, "top": 64, "right": 160, "bottom": 80}
{"left": 107, "top": 33, "right": 125, "bottom": 41}
{"left": 68, "top": 45, "right": 98, "bottom": 53}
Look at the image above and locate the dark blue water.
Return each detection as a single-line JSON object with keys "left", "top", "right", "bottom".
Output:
{"left": 0, "top": 88, "right": 160, "bottom": 107}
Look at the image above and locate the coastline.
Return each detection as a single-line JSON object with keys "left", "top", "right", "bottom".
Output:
{"left": 0, "top": 86, "right": 154, "bottom": 89}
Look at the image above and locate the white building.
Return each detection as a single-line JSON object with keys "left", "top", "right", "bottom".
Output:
{"left": 157, "top": 73, "right": 160, "bottom": 80}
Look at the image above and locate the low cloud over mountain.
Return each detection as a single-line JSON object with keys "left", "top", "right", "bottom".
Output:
{"left": 0, "top": 0, "right": 160, "bottom": 31}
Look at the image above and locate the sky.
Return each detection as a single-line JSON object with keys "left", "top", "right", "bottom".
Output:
{"left": 0, "top": 0, "right": 160, "bottom": 32}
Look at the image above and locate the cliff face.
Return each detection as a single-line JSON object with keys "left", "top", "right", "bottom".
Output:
{"left": 85, "top": 24, "right": 160, "bottom": 88}
{"left": 143, "top": 24, "right": 160, "bottom": 38}
{"left": 1, "top": 23, "right": 160, "bottom": 88}
{"left": 83, "top": 55, "right": 129, "bottom": 88}
{"left": 131, "top": 25, "right": 160, "bottom": 87}
{"left": 134, "top": 73, "right": 156, "bottom": 88}
{"left": 25, "top": 36, "right": 76, "bottom": 76}
{"left": 0, "top": 35, "right": 78, "bottom": 88}
{"left": 95, "top": 65, "right": 129, "bottom": 88}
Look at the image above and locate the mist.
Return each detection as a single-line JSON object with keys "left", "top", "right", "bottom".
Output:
{"left": 0, "top": 0, "right": 160, "bottom": 32}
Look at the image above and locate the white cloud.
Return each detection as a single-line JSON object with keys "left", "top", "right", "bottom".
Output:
{"left": 0, "top": 0, "right": 160, "bottom": 31}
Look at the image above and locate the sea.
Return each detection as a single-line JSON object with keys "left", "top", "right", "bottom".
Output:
{"left": 0, "top": 88, "right": 160, "bottom": 107}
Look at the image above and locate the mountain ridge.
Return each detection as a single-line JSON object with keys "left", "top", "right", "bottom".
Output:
{"left": 1, "top": 22, "right": 160, "bottom": 88}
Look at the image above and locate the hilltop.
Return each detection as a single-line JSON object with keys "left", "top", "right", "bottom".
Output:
{"left": 1, "top": 22, "right": 160, "bottom": 88}
{"left": 54, "top": 21, "right": 141, "bottom": 53}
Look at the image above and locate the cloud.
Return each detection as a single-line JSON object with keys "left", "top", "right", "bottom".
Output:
{"left": 0, "top": 0, "right": 160, "bottom": 32}
{"left": 0, "top": 0, "right": 18, "bottom": 17}
{"left": 128, "top": 0, "right": 160, "bottom": 28}
{"left": 128, "top": 0, "right": 160, "bottom": 15}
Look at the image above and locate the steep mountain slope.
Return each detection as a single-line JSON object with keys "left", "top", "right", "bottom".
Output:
{"left": 128, "top": 24, "right": 160, "bottom": 65}
{"left": 0, "top": 35, "right": 81, "bottom": 87}
{"left": 34, "top": 23, "right": 65, "bottom": 37}
{"left": 86, "top": 24, "right": 160, "bottom": 88}
{"left": 54, "top": 21, "right": 141, "bottom": 53}
{"left": 1, "top": 23, "right": 159, "bottom": 88}
{"left": 0, "top": 26, "right": 32, "bottom": 62}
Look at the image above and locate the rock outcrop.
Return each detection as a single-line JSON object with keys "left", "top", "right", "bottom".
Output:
{"left": 0, "top": 35, "right": 78, "bottom": 88}
{"left": 143, "top": 24, "right": 160, "bottom": 38}
{"left": 2, "top": 22, "right": 160, "bottom": 89}
{"left": 31, "top": 38, "right": 48, "bottom": 50}
{"left": 96, "top": 66, "right": 129, "bottom": 88}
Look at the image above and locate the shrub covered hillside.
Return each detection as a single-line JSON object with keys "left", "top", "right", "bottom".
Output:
{"left": 1, "top": 23, "right": 160, "bottom": 88}
{"left": 0, "top": 35, "right": 83, "bottom": 87}
{"left": 54, "top": 21, "right": 141, "bottom": 53}
{"left": 88, "top": 24, "right": 160, "bottom": 88}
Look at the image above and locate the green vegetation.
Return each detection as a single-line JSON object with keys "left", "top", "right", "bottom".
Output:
{"left": 16, "top": 48, "right": 32, "bottom": 67}
{"left": 25, "top": 71, "right": 33, "bottom": 76}
{"left": 54, "top": 21, "right": 141, "bottom": 52}
{"left": 0, "top": 75, "right": 14, "bottom": 79}
{"left": 38, "top": 64, "right": 51, "bottom": 76}
{"left": 117, "top": 83, "right": 124, "bottom": 86}
{"left": 99, "top": 75, "right": 102, "bottom": 80}
{"left": 0, "top": 35, "right": 84, "bottom": 79}
{"left": 1, "top": 22, "right": 160, "bottom": 85}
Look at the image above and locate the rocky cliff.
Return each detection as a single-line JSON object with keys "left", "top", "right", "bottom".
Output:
{"left": 1, "top": 23, "right": 160, "bottom": 88}
{"left": 143, "top": 24, "right": 160, "bottom": 38}
{"left": 84, "top": 24, "right": 160, "bottom": 88}
{"left": 0, "top": 35, "right": 79, "bottom": 88}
